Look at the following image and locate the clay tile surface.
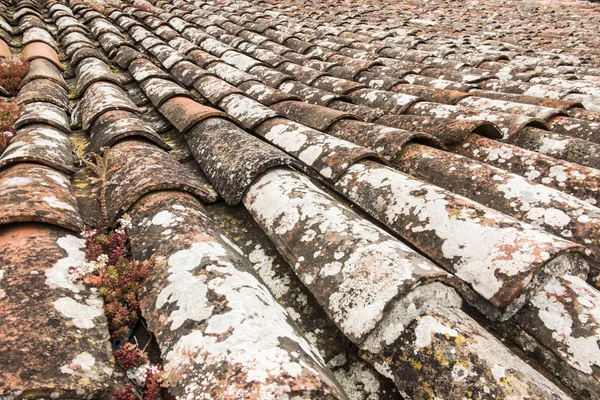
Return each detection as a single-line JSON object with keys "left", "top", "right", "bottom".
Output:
{"left": 20, "top": 58, "right": 66, "bottom": 88}
{"left": 0, "top": 163, "right": 82, "bottom": 231}
{"left": 79, "top": 82, "right": 140, "bottom": 130}
{"left": 0, "top": 225, "right": 112, "bottom": 398}
{"left": 17, "top": 79, "right": 69, "bottom": 111}
{"left": 105, "top": 139, "right": 219, "bottom": 225}
{"left": 186, "top": 117, "right": 303, "bottom": 204}
{"left": 158, "top": 96, "right": 232, "bottom": 132}
{"left": 270, "top": 100, "right": 359, "bottom": 131}
{"left": 88, "top": 109, "right": 170, "bottom": 154}
{"left": 0, "top": 125, "right": 75, "bottom": 175}
{"left": 15, "top": 102, "right": 71, "bottom": 134}
{"left": 75, "top": 56, "right": 122, "bottom": 96}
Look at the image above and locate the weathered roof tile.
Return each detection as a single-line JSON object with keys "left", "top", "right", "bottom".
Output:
{"left": 105, "top": 139, "right": 219, "bottom": 225}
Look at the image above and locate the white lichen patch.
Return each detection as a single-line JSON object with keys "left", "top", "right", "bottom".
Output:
{"left": 332, "top": 360, "right": 383, "bottom": 400}
{"left": 528, "top": 275, "right": 600, "bottom": 374}
{"left": 45, "top": 235, "right": 87, "bottom": 293}
{"left": 248, "top": 246, "right": 291, "bottom": 299}
{"left": 53, "top": 296, "right": 104, "bottom": 329}
{"left": 43, "top": 195, "right": 76, "bottom": 211}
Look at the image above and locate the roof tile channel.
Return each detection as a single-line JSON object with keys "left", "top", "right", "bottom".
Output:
{"left": 94, "top": 0, "right": 596, "bottom": 396}
{"left": 1, "top": 1, "right": 113, "bottom": 397}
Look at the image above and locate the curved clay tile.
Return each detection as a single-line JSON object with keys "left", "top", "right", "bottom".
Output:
{"left": 348, "top": 88, "right": 421, "bottom": 114}
{"left": 221, "top": 49, "right": 264, "bottom": 71}
{"left": 277, "top": 61, "right": 329, "bottom": 85}
{"left": 17, "top": 79, "right": 69, "bottom": 111}
{"left": 170, "top": 60, "right": 213, "bottom": 87}
{"left": 508, "top": 127, "right": 600, "bottom": 170}
{"left": 451, "top": 133, "right": 600, "bottom": 204}
{"left": 55, "top": 16, "right": 83, "bottom": 34}
{"left": 278, "top": 80, "right": 346, "bottom": 106}
{"left": 327, "top": 119, "right": 444, "bottom": 162}
{"left": 66, "top": 47, "right": 110, "bottom": 78}
{"left": 375, "top": 114, "right": 503, "bottom": 143}
{"left": 20, "top": 58, "right": 64, "bottom": 87}
{"left": 187, "top": 48, "right": 221, "bottom": 68}
{"left": 393, "top": 83, "right": 471, "bottom": 105}
{"left": 186, "top": 117, "right": 303, "bottom": 204}
{"left": 254, "top": 117, "right": 379, "bottom": 179}
{"left": 15, "top": 102, "right": 70, "bottom": 135}
{"left": 139, "top": 77, "right": 193, "bottom": 107}
{"left": 0, "top": 163, "right": 82, "bottom": 231}
{"left": 270, "top": 100, "right": 359, "bottom": 131}
{"left": 168, "top": 36, "right": 200, "bottom": 54}
{"left": 192, "top": 74, "right": 244, "bottom": 104}
{"left": 335, "top": 160, "right": 588, "bottom": 318}
{"left": 396, "top": 143, "right": 600, "bottom": 264}
{"left": 18, "top": 15, "right": 46, "bottom": 32}
{"left": 112, "top": 45, "right": 149, "bottom": 69}
{"left": 456, "top": 96, "right": 567, "bottom": 121}
{"left": 150, "top": 44, "right": 187, "bottom": 69}
{"left": 75, "top": 57, "right": 123, "bottom": 97}
{"left": 243, "top": 167, "right": 454, "bottom": 344}
{"left": 549, "top": 116, "right": 600, "bottom": 144}
{"left": 327, "top": 100, "right": 385, "bottom": 122}
{"left": 509, "top": 275, "right": 600, "bottom": 398}
{"left": 0, "top": 125, "right": 75, "bottom": 175}
{"left": 97, "top": 32, "right": 131, "bottom": 57}
{"left": 363, "top": 306, "right": 570, "bottom": 398}
{"left": 158, "top": 95, "right": 231, "bottom": 132}
{"left": 0, "top": 225, "right": 112, "bottom": 398}
{"left": 105, "top": 139, "right": 218, "bottom": 225}
{"left": 88, "top": 18, "right": 121, "bottom": 37}
{"left": 127, "top": 191, "right": 347, "bottom": 399}
{"left": 22, "top": 27, "right": 57, "bottom": 50}
{"left": 207, "top": 61, "right": 260, "bottom": 86}
{"left": 249, "top": 64, "right": 295, "bottom": 86}
{"left": 355, "top": 70, "right": 403, "bottom": 91}
{"left": 406, "top": 101, "right": 548, "bottom": 139}
{"left": 239, "top": 80, "right": 301, "bottom": 105}
{"left": 79, "top": 82, "right": 140, "bottom": 130}
{"left": 62, "top": 32, "right": 95, "bottom": 58}
{"left": 218, "top": 93, "right": 280, "bottom": 129}
{"left": 88, "top": 109, "right": 170, "bottom": 154}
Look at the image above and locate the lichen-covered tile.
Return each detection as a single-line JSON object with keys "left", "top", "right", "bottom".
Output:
{"left": 243, "top": 168, "right": 453, "bottom": 344}
{"left": 79, "top": 82, "right": 140, "bottom": 130}
{"left": 336, "top": 160, "right": 588, "bottom": 318}
{"left": 0, "top": 225, "right": 113, "bottom": 399}
{"left": 186, "top": 117, "right": 302, "bottom": 204}
{"left": 0, "top": 163, "right": 82, "bottom": 231}
{"left": 0, "top": 125, "right": 75, "bottom": 175}
{"left": 88, "top": 109, "right": 170, "bottom": 154}
{"left": 15, "top": 102, "right": 71, "bottom": 135}
{"left": 128, "top": 191, "right": 347, "bottom": 399}
{"left": 451, "top": 134, "right": 600, "bottom": 205}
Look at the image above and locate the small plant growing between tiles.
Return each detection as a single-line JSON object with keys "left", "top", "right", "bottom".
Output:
{"left": 0, "top": 100, "right": 21, "bottom": 153}
{"left": 0, "top": 57, "right": 29, "bottom": 97}
{"left": 70, "top": 215, "right": 169, "bottom": 399}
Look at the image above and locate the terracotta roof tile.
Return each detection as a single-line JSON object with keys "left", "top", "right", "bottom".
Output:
{"left": 158, "top": 95, "right": 231, "bottom": 132}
